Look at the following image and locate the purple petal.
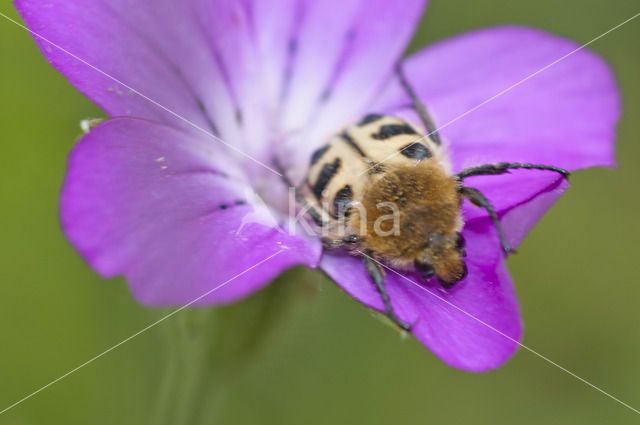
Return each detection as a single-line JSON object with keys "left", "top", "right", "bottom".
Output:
{"left": 16, "top": 0, "right": 272, "bottom": 158}
{"left": 321, "top": 221, "right": 521, "bottom": 372}
{"left": 61, "top": 118, "right": 321, "bottom": 305}
{"left": 473, "top": 175, "right": 570, "bottom": 249}
{"left": 376, "top": 26, "right": 619, "bottom": 170}
{"left": 18, "top": 0, "right": 427, "bottom": 179}
{"left": 274, "top": 0, "right": 427, "bottom": 179}
{"left": 373, "top": 26, "right": 619, "bottom": 232}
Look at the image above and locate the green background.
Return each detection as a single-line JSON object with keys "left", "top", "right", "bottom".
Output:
{"left": 1, "top": 0, "right": 639, "bottom": 423}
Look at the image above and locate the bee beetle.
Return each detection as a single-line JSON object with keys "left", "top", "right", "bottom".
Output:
{"left": 276, "top": 63, "right": 569, "bottom": 331}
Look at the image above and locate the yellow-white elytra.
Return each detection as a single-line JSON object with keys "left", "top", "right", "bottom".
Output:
{"left": 305, "top": 114, "right": 467, "bottom": 287}
{"left": 278, "top": 63, "right": 570, "bottom": 331}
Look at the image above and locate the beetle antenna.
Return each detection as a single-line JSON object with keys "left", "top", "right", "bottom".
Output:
{"left": 395, "top": 61, "right": 441, "bottom": 146}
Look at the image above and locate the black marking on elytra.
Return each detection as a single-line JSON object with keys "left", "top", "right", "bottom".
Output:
{"left": 310, "top": 144, "right": 330, "bottom": 166}
{"left": 234, "top": 200, "right": 247, "bottom": 206}
{"left": 400, "top": 143, "right": 432, "bottom": 160}
{"left": 341, "top": 132, "right": 383, "bottom": 172}
{"left": 371, "top": 124, "right": 417, "bottom": 140}
{"left": 219, "top": 204, "right": 228, "bottom": 210}
{"left": 333, "top": 185, "right": 353, "bottom": 217}
{"left": 358, "top": 113, "right": 384, "bottom": 126}
{"left": 340, "top": 132, "right": 368, "bottom": 158}
{"left": 312, "top": 158, "right": 341, "bottom": 200}
{"left": 273, "top": 157, "right": 329, "bottom": 228}
{"left": 235, "top": 108, "right": 243, "bottom": 125}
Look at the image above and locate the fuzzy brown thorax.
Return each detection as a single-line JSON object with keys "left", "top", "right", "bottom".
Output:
{"left": 349, "top": 162, "right": 466, "bottom": 284}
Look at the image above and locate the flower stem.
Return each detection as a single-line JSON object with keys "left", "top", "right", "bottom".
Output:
{"left": 152, "top": 270, "right": 309, "bottom": 425}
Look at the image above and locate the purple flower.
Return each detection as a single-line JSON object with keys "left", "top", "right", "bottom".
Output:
{"left": 17, "top": 0, "right": 619, "bottom": 371}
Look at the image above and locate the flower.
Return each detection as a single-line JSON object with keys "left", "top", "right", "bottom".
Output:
{"left": 17, "top": 0, "right": 619, "bottom": 372}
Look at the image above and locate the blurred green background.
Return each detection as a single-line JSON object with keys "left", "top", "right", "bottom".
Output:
{"left": 1, "top": 0, "right": 639, "bottom": 423}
